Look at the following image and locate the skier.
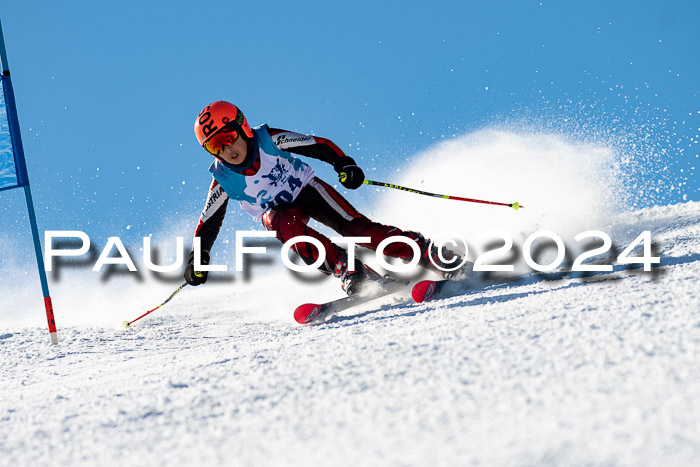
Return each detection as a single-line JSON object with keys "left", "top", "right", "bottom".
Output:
{"left": 185, "top": 100, "right": 460, "bottom": 295}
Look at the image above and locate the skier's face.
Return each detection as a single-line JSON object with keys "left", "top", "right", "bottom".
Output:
{"left": 219, "top": 136, "right": 248, "bottom": 165}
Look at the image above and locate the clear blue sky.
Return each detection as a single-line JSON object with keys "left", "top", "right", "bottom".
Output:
{"left": 1, "top": 0, "right": 698, "bottom": 252}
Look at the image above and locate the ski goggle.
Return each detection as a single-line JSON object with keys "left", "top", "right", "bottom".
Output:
{"left": 203, "top": 123, "right": 241, "bottom": 156}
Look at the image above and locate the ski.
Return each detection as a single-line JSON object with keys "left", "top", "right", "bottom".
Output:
{"left": 411, "top": 279, "right": 449, "bottom": 303}
{"left": 412, "top": 262, "right": 476, "bottom": 303}
{"left": 294, "top": 279, "right": 411, "bottom": 324}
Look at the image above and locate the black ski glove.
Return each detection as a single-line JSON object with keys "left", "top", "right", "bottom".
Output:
{"left": 184, "top": 250, "right": 210, "bottom": 286}
{"left": 334, "top": 157, "right": 365, "bottom": 190}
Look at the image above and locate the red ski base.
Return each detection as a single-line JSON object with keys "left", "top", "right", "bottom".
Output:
{"left": 411, "top": 280, "right": 439, "bottom": 303}
{"left": 294, "top": 303, "right": 323, "bottom": 324}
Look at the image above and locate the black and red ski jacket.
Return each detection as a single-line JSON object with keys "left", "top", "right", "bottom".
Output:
{"left": 192, "top": 128, "right": 351, "bottom": 253}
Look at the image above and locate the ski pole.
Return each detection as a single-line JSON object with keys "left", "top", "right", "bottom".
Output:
{"left": 345, "top": 176, "right": 524, "bottom": 210}
{"left": 122, "top": 282, "right": 188, "bottom": 329}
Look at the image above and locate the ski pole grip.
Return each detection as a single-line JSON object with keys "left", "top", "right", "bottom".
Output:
{"left": 339, "top": 172, "right": 348, "bottom": 183}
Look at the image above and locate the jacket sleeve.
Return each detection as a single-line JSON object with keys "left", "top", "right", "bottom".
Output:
{"left": 267, "top": 127, "right": 352, "bottom": 167}
{"left": 192, "top": 177, "right": 229, "bottom": 253}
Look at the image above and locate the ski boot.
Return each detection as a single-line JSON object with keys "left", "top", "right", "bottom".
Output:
{"left": 334, "top": 255, "right": 391, "bottom": 296}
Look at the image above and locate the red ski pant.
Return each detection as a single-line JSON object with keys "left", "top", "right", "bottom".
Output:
{"left": 261, "top": 177, "right": 420, "bottom": 274}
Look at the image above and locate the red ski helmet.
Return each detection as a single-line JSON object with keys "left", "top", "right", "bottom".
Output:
{"left": 194, "top": 101, "right": 254, "bottom": 157}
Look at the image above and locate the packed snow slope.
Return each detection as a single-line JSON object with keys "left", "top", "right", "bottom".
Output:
{"left": 1, "top": 130, "right": 699, "bottom": 466}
